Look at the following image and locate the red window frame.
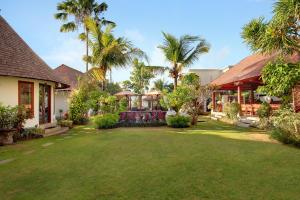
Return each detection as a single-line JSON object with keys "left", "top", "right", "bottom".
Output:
{"left": 18, "top": 81, "right": 34, "bottom": 118}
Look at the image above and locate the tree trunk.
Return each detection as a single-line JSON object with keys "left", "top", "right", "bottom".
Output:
{"left": 174, "top": 75, "right": 178, "bottom": 90}
{"left": 85, "top": 27, "right": 89, "bottom": 72}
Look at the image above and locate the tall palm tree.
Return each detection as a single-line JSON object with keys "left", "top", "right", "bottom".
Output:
{"left": 54, "top": 0, "right": 113, "bottom": 72}
{"left": 158, "top": 32, "right": 210, "bottom": 89}
{"left": 84, "top": 18, "right": 145, "bottom": 90}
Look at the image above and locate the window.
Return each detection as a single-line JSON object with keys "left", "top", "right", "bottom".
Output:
{"left": 18, "top": 81, "right": 34, "bottom": 118}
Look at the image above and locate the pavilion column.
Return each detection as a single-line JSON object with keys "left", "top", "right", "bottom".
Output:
{"left": 250, "top": 88, "right": 254, "bottom": 104}
{"left": 212, "top": 91, "right": 216, "bottom": 112}
{"left": 237, "top": 86, "right": 242, "bottom": 104}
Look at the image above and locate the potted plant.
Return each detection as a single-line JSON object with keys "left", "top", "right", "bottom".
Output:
{"left": 0, "top": 104, "right": 26, "bottom": 145}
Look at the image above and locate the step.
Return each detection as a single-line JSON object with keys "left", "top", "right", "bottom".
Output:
{"left": 45, "top": 126, "right": 61, "bottom": 134}
{"left": 39, "top": 122, "right": 57, "bottom": 130}
{"left": 236, "top": 122, "right": 250, "bottom": 128}
{"left": 211, "top": 116, "right": 218, "bottom": 120}
{"left": 43, "top": 127, "right": 69, "bottom": 137}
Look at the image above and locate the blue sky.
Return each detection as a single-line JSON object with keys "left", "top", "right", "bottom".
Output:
{"left": 1, "top": 0, "right": 273, "bottom": 82}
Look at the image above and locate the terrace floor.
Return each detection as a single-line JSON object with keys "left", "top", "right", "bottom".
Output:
{"left": 1, "top": 117, "right": 300, "bottom": 200}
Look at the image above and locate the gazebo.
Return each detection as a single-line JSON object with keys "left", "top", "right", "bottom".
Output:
{"left": 115, "top": 90, "right": 166, "bottom": 125}
{"left": 115, "top": 91, "right": 136, "bottom": 110}
{"left": 211, "top": 53, "right": 300, "bottom": 116}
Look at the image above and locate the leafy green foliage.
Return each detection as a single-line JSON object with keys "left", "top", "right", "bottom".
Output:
{"left": 58, "top": 120, "right": 74, "bottom": 128}
{"left": 258, "top": 62, "right": 300, "bottom": 104}
{"left": 106, "top": 82, "right": 122, "bottom": 95}
{"left": 158, "top": 32, "right": 210, "bottom": 88}
{"left": 241, "top": 0, "right": 300, "bottom": 55}
{"left": 223, "top": 102, "right": 241, "bottom": 120}
{"left": 160, "top": 86, "right": 192, "bottom": 114}
{"left": 152, "top": 79, "right": 174, "bottom": 93}
{"left": 166, "top": 115, "right": 191, "bottom": 128}
{"left": 271, "top": 108, "right": 300, "bottom": 147}
{"left": 0, "top": 104, "right": 26, "bottom": 131}
{"left": 129, "top": 59, "right": 156, "bottom": 94}
{"left": 69, "top": 90, "right": 89, "bottom": 124}
{"left": 83, "top": 18, "right": 145, "bottom": 83}
{"left": 257, "top": 102, "right": 272, "bottom": 119}
{"left": 94, "top": 113, "right": 119, "bottom": 129}
{"left": 180, "top": 73, "right": 215, "bottom": 125}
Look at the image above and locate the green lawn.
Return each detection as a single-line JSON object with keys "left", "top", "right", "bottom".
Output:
{"left": 1, "top": 118, "right": 300, "bottom": 200}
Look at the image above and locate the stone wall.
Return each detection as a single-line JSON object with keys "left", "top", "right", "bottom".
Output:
{"left": 293, "top": 84, "right": 300, "bottom": 113}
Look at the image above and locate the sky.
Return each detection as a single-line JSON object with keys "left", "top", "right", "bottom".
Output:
{"left": 0, "top": 0, "right": 274, "bottom": 83}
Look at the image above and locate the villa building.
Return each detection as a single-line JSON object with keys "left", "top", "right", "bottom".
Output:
{"left": 0, "top": 16, "right": 69, "bottom": 127}
{"left": 54, "top": 64, "right": 83, "bottom": 117}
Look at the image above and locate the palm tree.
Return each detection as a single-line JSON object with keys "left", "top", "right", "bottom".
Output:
{"left": 83, "top": 18, "right": 145, "bottom": 90}
{"left": 158, "top": 32, "right": 210, "bottom": 89}
{"left": 152, "top": 79, "right": 174, "bottom": 92}
{"left": 54, "top": 0, "right": 113, "bottom": 72}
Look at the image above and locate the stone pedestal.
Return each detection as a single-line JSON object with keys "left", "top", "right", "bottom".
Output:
{"left": 0, "top": 129, "right": 16, "bottom": 145}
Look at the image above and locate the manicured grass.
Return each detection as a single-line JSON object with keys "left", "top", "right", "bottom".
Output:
{"left": 1, "top": 118, "right": 300, "bottom": 200}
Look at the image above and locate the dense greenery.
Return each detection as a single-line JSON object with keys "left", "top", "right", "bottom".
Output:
{"left": 180, "top": 73, "right": 214, "bottom": 125}
{"left": 258, "top": 62, "right": 300, "bottom": 104}
{"left": 54, "top": 0, "right": 113, "bottom": 71}
{"left": 82, "top": 18, "right": 144, "bottom": 88}
{"left": 166, "top": 115, "right": 190, "bottom": 128}
{"left": 152, "top": 79, "right": 174, "bottom": 92}
{"left": 94, "top": 113, "right": 119, "bottom": 129}
{"left": 58, "top": 120, "right": 74, "bottom": 128}
{"left": 241, "top": 0, "right": 299, "bottom": 55}
{"left": 223, "top": 102, "right": 241, "bottom": 120}
{"left": 270, "top": 108, "right": 300, "bottom": 146}
{"left": 160, "top": 86, "right": 191, "bottom": 114}
{"left": 158, "top": 32, "right": 210, "bottom": 88}
{"left": 0, "top": 104, "right": 26, "bottom": 131}
{"left": 1, "top": 119, "right": 300, "bottom": 199}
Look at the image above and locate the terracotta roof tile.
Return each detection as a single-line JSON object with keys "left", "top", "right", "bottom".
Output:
{"left": 54, "top": 64, "right": 83, "bottom": 90}
{"left": 211, "top": 52, "right": 300, "bottom": 87}
{"left": 0, "top": 16, "right": 69, "bottom": 88}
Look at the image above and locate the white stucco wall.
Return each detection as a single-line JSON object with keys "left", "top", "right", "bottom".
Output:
{"left": 54, "top": 90, "right": 70, "bottom": 117}
{"left": 0, "top": 76, "right": 56, "bottom": 128}
{"left": 189, "top": 69, "right": 223, "bottom": 85}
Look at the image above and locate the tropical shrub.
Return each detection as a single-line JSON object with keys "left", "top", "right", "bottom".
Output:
{"left": 69, "top": 90, "right": 89, "bottom": 125}
{"left": 223, "top": 102, "right": 240, "bottom": 120}
{"left": 94, "top": 113, "right": 120, "bottom": 129}
{"left": 0, "top": 104, "right": 26, "bottom": 131}
{"left": 160, "top": 86, "right": 191, "bottom": 114}
{"left": 58, "top": 120, "right": 73, "bottom": 128}
{"left": 166, "top": 115, "right": 191, "bottom": 128}
{"left": 270, "top": 108, "right": 300, "bottom": 147}
{"left": 21, "top": 127, "right": 44, "bottom": 140}
{"left": 257, "top": 102, "right": 272, "bottom": 119}
{"left": 258, "top": 62, "right": 300, "bottom": 105}
{"left": 257, "top": 102, "right": 272, "bottom": 129}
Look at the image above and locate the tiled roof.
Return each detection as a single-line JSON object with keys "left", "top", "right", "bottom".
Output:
{"left": 0, "top": 16, "right": 69, "bottom": 88}
{"left": 54, "top": 64, "right": 83, "bottom": 90}
{"left": 211, "top": 52, "right": 300, "bottom": 87}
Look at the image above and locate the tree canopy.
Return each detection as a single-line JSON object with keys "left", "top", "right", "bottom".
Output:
{"left": 241, "top": 0, "right": 300, "bottom": 55}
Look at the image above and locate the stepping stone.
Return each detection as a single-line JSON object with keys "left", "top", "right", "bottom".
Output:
{"left": 56, "top": 138, "right": 65, "bottom": 141}
{"left": 73, "top": 134, "right": 78, "bottom": 136}
{"left": 64, "top": 136, "right": 72, "bottom": 139}
{"left": 0, "top": 158, "right": 15, "bottom": 165}
{"left": 42, "top": 142, "right": 54, "bottom": 147}
{"left": 23, "top": 150, "right": 35, "bottom": 155}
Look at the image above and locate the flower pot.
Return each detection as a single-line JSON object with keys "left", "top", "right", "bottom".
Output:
{"left": 0, "top": 129, "right": 17, "bottom": 145}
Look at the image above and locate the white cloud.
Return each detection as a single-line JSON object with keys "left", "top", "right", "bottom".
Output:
{"left": 42, "top": 37, "right": 85, "bottom": 72}
{"left": 124, "top": 29, "right": 145, "bottom": 44}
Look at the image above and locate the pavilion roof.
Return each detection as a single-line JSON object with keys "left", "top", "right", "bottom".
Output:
{"left": 115, "top": 91, "right": 136, "bottom": 96}
{"left": 211, "top": 52, "right": 300, "bottom": 89}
